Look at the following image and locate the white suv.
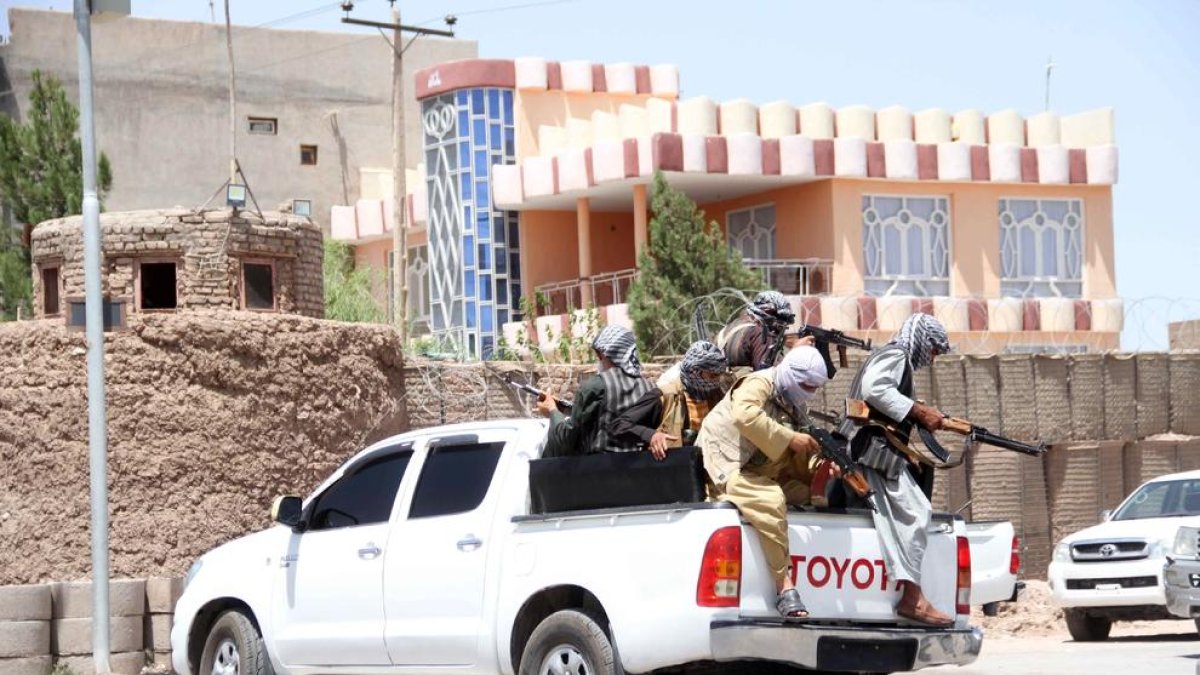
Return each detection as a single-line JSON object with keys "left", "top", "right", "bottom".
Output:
{"left": 1048, "top": 469, "right": 1200, "bottom": 641}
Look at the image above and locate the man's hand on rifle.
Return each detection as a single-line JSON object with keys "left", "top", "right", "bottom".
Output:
{"left": 909, "top": 402, "right": 944, "bottom": 432}
{"left": 788, "top": 432, "right": 819, "bottom": 456}
{"left": 533, "top": 388, "right": 559, "bottom": 418}
{"left": 784, "top": 334, "right": 817, "bottom": 350}
{"left": 648, "top": 431, "right": 679, "bottom": 461}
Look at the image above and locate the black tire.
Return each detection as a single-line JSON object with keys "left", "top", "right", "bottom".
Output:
{"left": 519, "top": 609, "right": 623, "bottom": 675}
{"left": 982, "top": 601, "right": 999, "bottom": 617}
{"left": 1193, "top": 617, "right": 1200, "bottom": 636}
{"left": 198, "top": 610, "right": 273, "bottom": 675}
{"left": 1064, "top": 609, "right": 1112, "bottom": 642}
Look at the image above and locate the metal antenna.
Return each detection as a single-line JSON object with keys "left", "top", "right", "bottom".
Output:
{"left": 1044, "top": 55, "right": 1056, "bottom": 111}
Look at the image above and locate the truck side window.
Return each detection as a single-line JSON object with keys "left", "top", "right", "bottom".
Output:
{"left": 408, "top": 442, "right": 504, "bottom": 519}
{"left": 308, "top": 451, "right": 412, "bottom": 531}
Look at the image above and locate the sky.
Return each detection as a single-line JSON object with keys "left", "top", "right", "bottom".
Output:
{"left": 2, "top": 0, "right": 1198, "bottom": 350}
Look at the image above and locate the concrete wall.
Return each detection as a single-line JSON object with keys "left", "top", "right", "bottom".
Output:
{"left": 0, "top": 9, "right": 477, "bottom": 230}
{"left": 30, "top": 209, "right": 324, "bottom": 318}
{"left": 1171, "top": 319, "right": 1200, "bottom": 350}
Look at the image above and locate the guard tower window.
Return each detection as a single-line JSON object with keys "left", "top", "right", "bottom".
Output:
{"left": 243, "top": 261, "right": 276, "bottom": 310}
{"left": 41, "top": 266, "right": 60, "bottom": 315}
{"left": 139, "top": 262, "right": 178, "bottom": 310}
{"left": 248, "top": 117, "right": 277, "bottom": 135}
{"left": 300, "top": 144, "right": 318, "bottom": 166}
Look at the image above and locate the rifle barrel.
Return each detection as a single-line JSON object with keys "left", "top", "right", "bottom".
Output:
{"left": 973, "top": 429, "right": 1045, "bottom": 456}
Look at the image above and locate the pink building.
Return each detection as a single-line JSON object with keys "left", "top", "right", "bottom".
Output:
{"left": 332, "top": 58, "right": 1121, "bottom": 359}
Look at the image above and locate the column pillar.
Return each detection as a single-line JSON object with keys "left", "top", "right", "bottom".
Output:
{"left": 576, "top": 197, "right": 593, "bottom": 307}
{"left": 633, "top": 183, "right": 649, "bottom": 260}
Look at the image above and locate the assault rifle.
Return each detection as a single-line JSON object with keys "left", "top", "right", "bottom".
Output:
{"left": 503, "top": 373, "right": 574, "bottom": 414}
{"left": 844, "top": 399, "right": 1046, "bottom": 463}
{"left": 806, "top": 409, "right": 876, "bottom": 509}
{"left": 766, "top": 325, "right": 872, "bottom": 379}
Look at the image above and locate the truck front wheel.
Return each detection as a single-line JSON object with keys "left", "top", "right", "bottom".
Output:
{"left": 1064, "top": 609, "right": 1112, "bottom": 642}
{"left": 519, "top": 609, "right": 622, "bottom": 675}
{"left": 198, "top": 610, "right": 273, "bottom": 675}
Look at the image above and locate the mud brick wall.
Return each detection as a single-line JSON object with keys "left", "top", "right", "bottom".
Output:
{"left": 0, "top": 313, "right": 405, "bottom": 584}
{"left": 30, "top": 209, "right": 324, "bottom": 318}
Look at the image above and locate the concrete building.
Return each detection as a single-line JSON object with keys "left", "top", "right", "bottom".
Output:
{"left": 331, "top": 58, "right": 1122, "bottom": 359}
{"left": 0, "top": 8, "right": 476, "bottom": 234}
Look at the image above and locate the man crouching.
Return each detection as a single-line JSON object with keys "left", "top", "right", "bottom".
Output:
{"left": 697, "top": 345, "right": 829, "bottom": 619}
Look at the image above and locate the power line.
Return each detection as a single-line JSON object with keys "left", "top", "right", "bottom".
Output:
{"left": 412, "top": 0, "right": 582, "bottom": 26}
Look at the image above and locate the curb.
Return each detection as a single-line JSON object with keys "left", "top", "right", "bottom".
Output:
{"left": 0, "top": 588, "right": 51, "bottom": 623}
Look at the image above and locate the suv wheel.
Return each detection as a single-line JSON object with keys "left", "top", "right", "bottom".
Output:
{"left": 199, "top": 610, "right": 273, "bottom": 675}
{"left": 519, "top": 609, "right": 622, "bottom": 675}
{"left": 1064, "top": 608, "right": 1112, "bottom": 642}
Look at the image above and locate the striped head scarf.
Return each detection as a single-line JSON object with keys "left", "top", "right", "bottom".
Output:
{"left": 680, "top": 340, "right": 728, "bottom": 399}
{"left": 891, "top": 313, "right": 951, "bottom": 370}
{"left": 745, "top": 290, "right": 795, "bottom": 332}
{"left": 592, "top": 325, "right": 642, "bottom": 378}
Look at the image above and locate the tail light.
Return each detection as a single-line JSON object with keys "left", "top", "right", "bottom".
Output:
{"left": 1010, "top": 535, "right": 1021, "bottom": 575}
{"left": 956, "top": 535, "right": 972, "bottom": 615}
{"left": 697, "top": 526, "right": 742, "bottom": 607}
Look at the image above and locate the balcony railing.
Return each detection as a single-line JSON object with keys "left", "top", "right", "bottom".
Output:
{"left": 532, "top": 260, "right": 833, "bottom": 317}
{"left": 744, "top": 258, "right": 833, "bottom": 296}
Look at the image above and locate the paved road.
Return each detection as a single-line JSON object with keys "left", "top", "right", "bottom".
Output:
{"left": 931, "top": 629, "right": 1200, "bottom": 675}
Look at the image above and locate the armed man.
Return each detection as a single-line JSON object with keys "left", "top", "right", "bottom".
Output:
{"left": 716, "top": 290, "right": 798, "bottom": 373}
{"left": 698, "top": 345, "right": 829, "bottom": 619}
{"left": 534, "top": 325, "right": 653, "bottom": 457}
{"left": 837, "top": 313, "right": 954, "bottom": 626}
{"left": 611, "top": 340, "right": 728, "bottom": 459}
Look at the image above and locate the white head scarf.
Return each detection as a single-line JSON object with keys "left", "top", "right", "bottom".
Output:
{"left": 774, "top": 345, "right": 829, "bottom": 412}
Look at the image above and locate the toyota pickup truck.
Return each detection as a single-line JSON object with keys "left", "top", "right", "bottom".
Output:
{"left": 1048, "top": 469, "right": 1200, "bottom": 641}
{"left": 171, "top": 419, "right": 1010, "bottom": 675}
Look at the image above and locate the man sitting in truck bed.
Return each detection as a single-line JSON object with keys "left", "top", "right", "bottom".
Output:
{"left": 534, "top": 325, "right": 653, "bottom": 457}
{"left": 697, "top": 345, "right": 829, "bottom": 618}
{"left": 610, "top": 340, "right": 728, "bottom": 459}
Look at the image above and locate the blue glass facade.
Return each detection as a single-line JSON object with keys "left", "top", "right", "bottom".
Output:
{"left": 422, "top": 87, "right": 519, "bottom": 359}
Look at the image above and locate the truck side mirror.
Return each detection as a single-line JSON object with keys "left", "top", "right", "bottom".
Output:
{"left": 271, "top": 495, "right": 303, "bottom": 528}
{"left": 1099, "top": 509, "right": 1112, "bottom": 522}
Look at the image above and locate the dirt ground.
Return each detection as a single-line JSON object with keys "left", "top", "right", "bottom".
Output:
{"left": 974, "top": 579, "right": 1197, "bottom": 639}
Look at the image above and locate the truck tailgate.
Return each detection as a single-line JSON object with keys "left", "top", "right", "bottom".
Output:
{"left": 965, "top": 520, "right": 1017, "bottom": 606}
{"left": 738, "top": 510, "right": 960, "bottom": 622}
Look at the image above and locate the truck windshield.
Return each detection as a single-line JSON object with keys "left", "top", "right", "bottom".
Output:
{"left": 1113, "top": 479, "right": 1200, "bottom": 520}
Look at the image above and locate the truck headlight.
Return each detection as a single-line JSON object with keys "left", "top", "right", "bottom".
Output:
{"left": 1053, "top": 541, "right": 1071, "bottom": 563}
{"left": 1174, "top": 527, "right": 1199, "bottom": 559}
{"left": 184, "top": 558, "right": 203, "bottom": 590}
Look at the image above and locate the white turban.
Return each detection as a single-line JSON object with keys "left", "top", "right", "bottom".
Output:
{"left": 774, "top": 345, "right": 829, "bottom": 411}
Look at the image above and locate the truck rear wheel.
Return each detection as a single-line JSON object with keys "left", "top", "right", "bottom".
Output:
{"left": 519, "top": 609, "right": 622, "bottom": 675}
{"left": 198, "top": 610, "right": 273, "bottom": 675}
{"left": 1064, "top": 609, "right": 1112, "bottom": 642}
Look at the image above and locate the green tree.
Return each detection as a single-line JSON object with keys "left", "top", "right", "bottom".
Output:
{"left": 323, "top": 239, "right": 384, "bottom": 323}
{"left": 627, "top": 172, "right": 762, "bottom": 357}
{"left": 0, "top": 70, "right": 113, "bottom": 319}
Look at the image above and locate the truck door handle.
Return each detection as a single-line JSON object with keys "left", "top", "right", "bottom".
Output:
{"left": 456, "top": 535, "right": 483, "bottom": 552}
{"left": 358, "top": 545, "right": 381, "bottom": 560}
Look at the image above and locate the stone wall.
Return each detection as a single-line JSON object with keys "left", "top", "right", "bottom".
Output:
{"left": 30, "top": 209, "right": 323, "bottom": 319}
{"left": 0, "top": 312, "right": 405, "bottom": 584}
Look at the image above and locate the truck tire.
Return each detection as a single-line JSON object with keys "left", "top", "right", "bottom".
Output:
{"left": 198, "top": 610, "right": 273, "bottom": 675}
{"left": 1193, "top": 618, "right": 1200, "bottom": 636}
{"left": 519, "top": 609, "right": 622, "bottom": 675}
{"left": 1064, "top": 609, "right": 1111, "bottom": 642}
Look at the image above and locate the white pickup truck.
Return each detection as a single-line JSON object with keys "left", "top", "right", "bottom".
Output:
{"left": 1048, "top": 469, "right": 1200, "bottom": 641}
{"left": 171, "top": 419, "right": 1014, "bottom": 675}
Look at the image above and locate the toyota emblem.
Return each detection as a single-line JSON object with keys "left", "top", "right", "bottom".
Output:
{"left": 1099, "top": 544, "right": 1117, "bottom": 557}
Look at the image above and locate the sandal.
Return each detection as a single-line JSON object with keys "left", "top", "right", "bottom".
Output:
{"left": 775, "top": 588, "right": 809, "bottom": 620}
{"left": 896, "top": 597, "right": 953, "bottom": 626}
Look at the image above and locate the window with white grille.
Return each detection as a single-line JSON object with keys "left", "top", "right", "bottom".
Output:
{"left": 999, "top": 199, "right": 1084, "bottom": 298}
{"left": 726, "top": 204, "right": 776, "bottom": 260}
{"left": 862, "top": 195, "right": 950, "bottom": 297}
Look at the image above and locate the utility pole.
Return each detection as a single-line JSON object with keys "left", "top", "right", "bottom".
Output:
{"left": 73, "top": 1, "right": 110, "bottom": 672}
{"left": 225, "top": 0, "right": 237, "bottom": 186}
{"left": 342, "top": 3, "right": 453, "bottom": 343}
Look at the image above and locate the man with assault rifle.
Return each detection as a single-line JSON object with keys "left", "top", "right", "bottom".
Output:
{"left": 836, "top": 313, "right": 1044, "bottom": 627}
